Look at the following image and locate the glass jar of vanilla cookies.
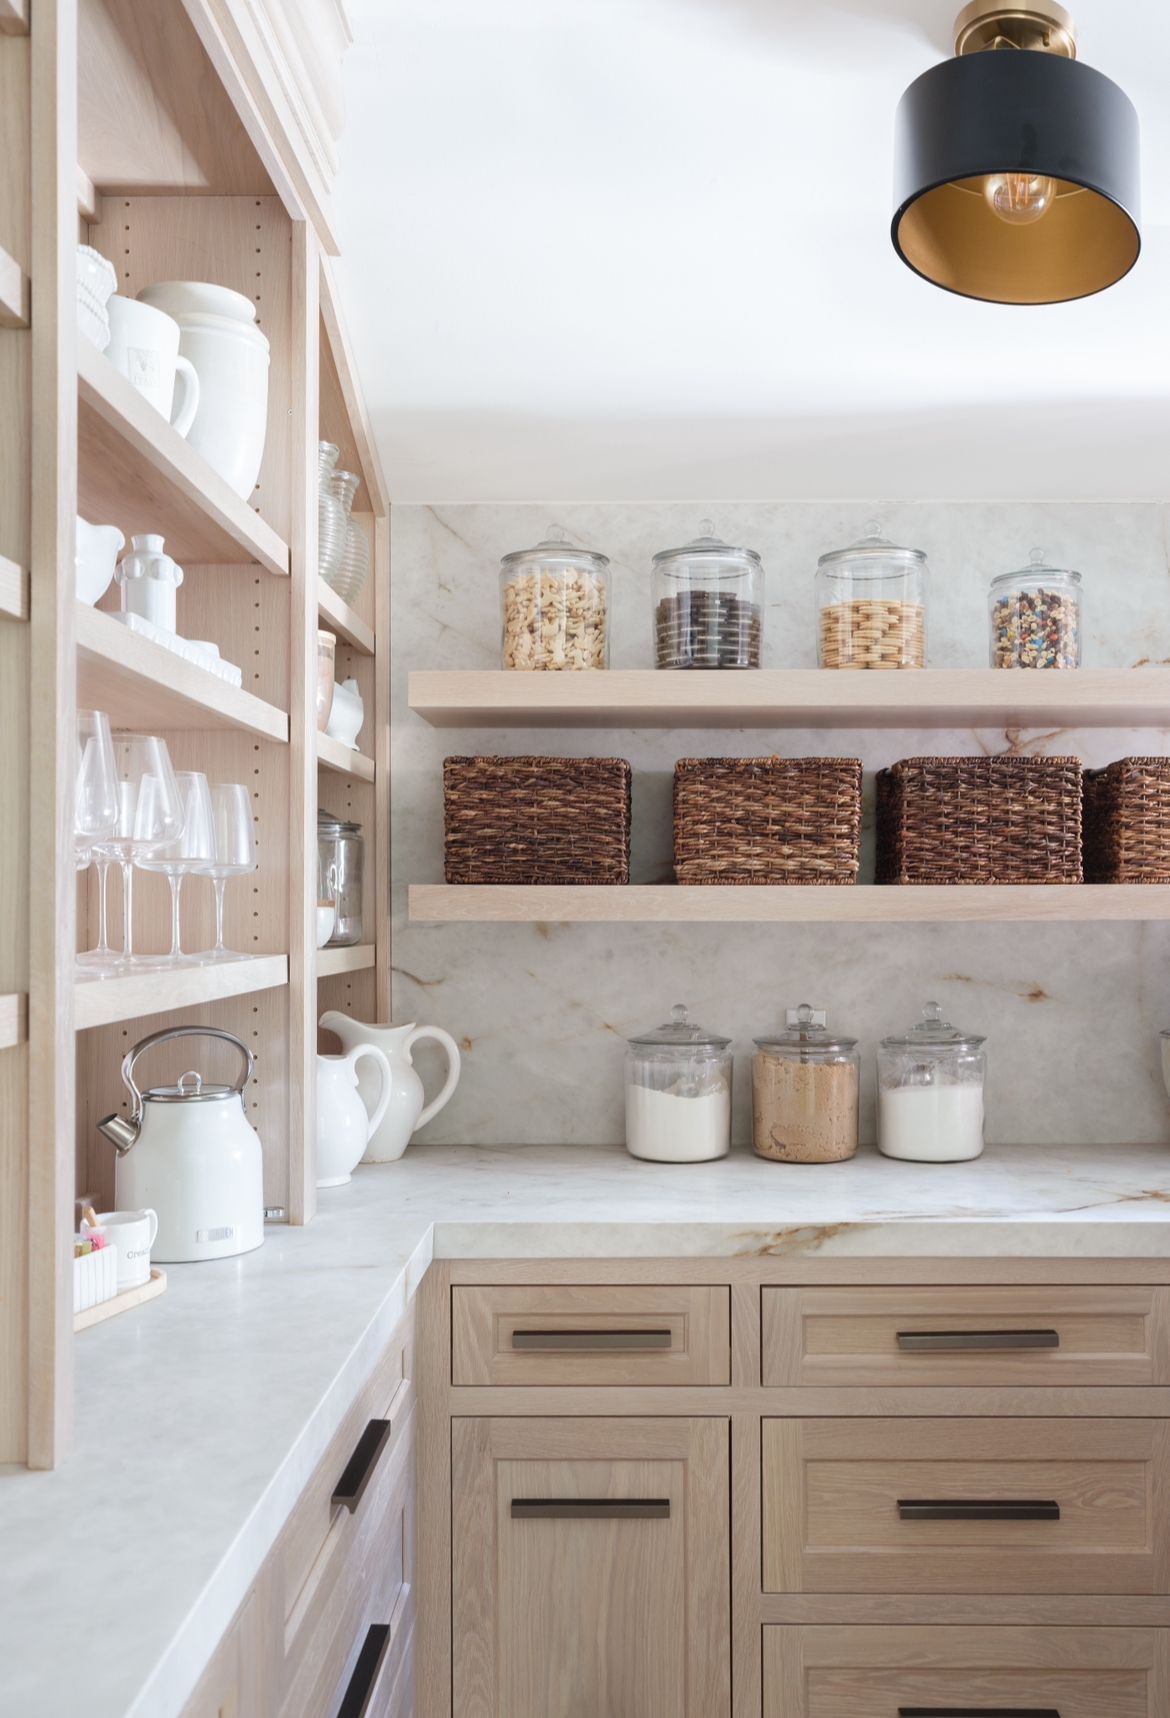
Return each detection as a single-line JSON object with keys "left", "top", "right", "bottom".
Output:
{"left": 816, "top": 521, "right": 928, "bottom": 669}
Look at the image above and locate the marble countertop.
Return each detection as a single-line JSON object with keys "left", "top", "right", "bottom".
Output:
{"left": 3, "top": 1140, "right": 1169, "bottom": 1717}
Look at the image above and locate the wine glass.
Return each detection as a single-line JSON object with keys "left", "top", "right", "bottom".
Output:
{"left": 75, "top": 711, "right": 118, "bottom": 978}
{"left": 134, "top": 771, "right": 215, "bottom": 967}
{"left": 100, "top": 735, "right": 184, "bottom": 969}
{"left": 198, "top": 782, "right": 257, "bottom": 962}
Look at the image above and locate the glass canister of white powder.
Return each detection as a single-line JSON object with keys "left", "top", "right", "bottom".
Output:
{"left": 878, "top": 1000, "right": 987, "bottom": 1162}
{"left": 624, "top": 1003, "right": 732, "bottom": 1163}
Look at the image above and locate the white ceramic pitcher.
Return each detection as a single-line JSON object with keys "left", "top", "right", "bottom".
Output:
{"left": 318, "top": 1014, "right": 461, "bottom": 1163}
{"left": 316, "top": 1043, "right": 392, "bottom": 1188}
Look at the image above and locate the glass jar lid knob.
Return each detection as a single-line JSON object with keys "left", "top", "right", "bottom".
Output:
{"left": 786, "top": 1003, "right": 827, "bottom": 1032}
{"left": 1029, "top": 546, "right": 1046, "bottom": 566}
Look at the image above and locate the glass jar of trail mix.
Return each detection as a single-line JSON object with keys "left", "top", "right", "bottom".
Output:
{"left": 989, "top": 548, "right": 1082, "bottom": 669}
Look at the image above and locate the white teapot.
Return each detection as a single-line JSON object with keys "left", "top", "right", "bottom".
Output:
{"left": 316, "top": 1043, "right": 392, "bottom": 1188}
{"left": 318, "top": 1014, "right": 461, "bottom": 1162}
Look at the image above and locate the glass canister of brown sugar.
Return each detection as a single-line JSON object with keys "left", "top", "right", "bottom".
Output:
{"left": 816, "top": 521, "right": 928, "bottom": 669}
{"left": 752, "top": 1004, "right": 860, "bottom": 1164}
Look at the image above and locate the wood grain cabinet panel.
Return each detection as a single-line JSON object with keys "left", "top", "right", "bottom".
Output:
{"left": 452, "top": 1416, "right": 730, "bottom": 1718}
{"left": 452, "top": 1284, "right": 730, "bottom": 1386}
{"left": 762, "top": 1418, "right": 1170, "bottom": 1595}
{"left": 762, "top": 1285, "right": 1170, "bottom": 1387}
{"left": 763, "top": 1624, "right": 1170, "bottom": 1717}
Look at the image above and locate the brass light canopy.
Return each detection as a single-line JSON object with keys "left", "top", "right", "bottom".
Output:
{"left": 891, "top": 5, "right": 1140, "bottom": 304}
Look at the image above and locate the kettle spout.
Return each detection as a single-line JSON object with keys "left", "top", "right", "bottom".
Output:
{"left": 98, "top": 1113, "right": 139, "bottom": 1155}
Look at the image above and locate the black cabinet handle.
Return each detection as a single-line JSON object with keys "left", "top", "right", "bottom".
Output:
{"left": 899, "top": 1709, "right": 1060, "bottom": 1716}
{"left": 511, "top": 1498, "right": 670, "bottom": 1520}
{"left": 512, "top": 1328, "right": 673, "bottom": 1351}
{"left": 898, "top": 1499, "right": 1060, "bottom": 1521}
{"left": 332, "top": 1418, "right": 392, "bottom": 1514}
{"left": 335, "top": 1622, "right": 392, "bottom": 1718}
{"left": 896, "top": 1329, "right": 1060, "bottom": 1352}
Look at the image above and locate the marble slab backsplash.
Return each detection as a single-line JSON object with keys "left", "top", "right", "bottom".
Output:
{"left": 391, "top": 502, "right": 1170, "bottom": 1149}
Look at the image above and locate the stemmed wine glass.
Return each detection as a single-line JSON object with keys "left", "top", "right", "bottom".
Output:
{"left": 103, "top": 734, "right": 184, "bottom": 969}
{"left": 198, "top": 782, "right": 257, "bottom": 962}
{"left": 134, "top": 771, "right": 215, "bottom": 967}
{"left": 75, "top": 711, "right": 118, "bottom": 978}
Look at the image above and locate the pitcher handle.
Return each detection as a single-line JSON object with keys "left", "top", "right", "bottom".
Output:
{"left": 170, "top": 354, "right": 200, "bottom": 439}
{"left": 350, "top": 1045, "right": 393, "bottom": 1145}
{"left": 407, "top": 1026, "right": 461, "bottom": 1130}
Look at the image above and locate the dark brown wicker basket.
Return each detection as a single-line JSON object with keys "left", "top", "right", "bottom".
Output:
{"left": 876, "top": 755, "right": 1083, "bottom": 885}
{"left": 443, "top": 755, "right": 631, "bottom": 885}
{"left": 673, "top": 756, "right": 863, "bottom": 885}
{"left": 1084, "top": 757, "right": 1170, "bottom": 883}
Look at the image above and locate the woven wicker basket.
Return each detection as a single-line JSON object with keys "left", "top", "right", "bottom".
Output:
{"left": 876, "top": 755, "right": 1083, "bottom": 885}
{"left": 443, "top": 755, "right": 632, "bottom": 885}
{"left": 1084, "top": 757, "right": 1170, "bottom": 883}
{"left": 673, "top": 756, "right": 863, "bottom": 885}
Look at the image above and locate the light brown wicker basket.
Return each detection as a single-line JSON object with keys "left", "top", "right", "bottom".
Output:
{"left": 673, "top": 756, "right": 863, "bottom": 885}
{"left": 1084, "top": 757, "right": 1170, "bottom": 883}
{"left": 443, "top": 755, "right": 631, "bottom": 885}
{"left": 876, "top": 755, "right": 1083, "bottom": 885}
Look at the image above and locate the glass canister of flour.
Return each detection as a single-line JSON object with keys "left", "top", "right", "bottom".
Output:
{"left": 624, "top": 1003, "right": 732, "bottom": 1163}
{"left": 752, "top": 1005, "right": 859, "bottom": 1164}
{"left": 878, "top": 1001, "right": 986, "bottom": 1162}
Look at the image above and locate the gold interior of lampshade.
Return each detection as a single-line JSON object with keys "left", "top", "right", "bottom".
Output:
{"left": 954, "top": 3, "right": 1077, "bottom": 58}
{"left": 895, "top": 175, "right": 1139, "bottom": 303}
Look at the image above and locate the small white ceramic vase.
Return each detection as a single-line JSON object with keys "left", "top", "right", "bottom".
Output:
{"left": 116, "top": 533, "right": 184, "bottom": 633}
{"left": 325, "top": 677, "right": 364, "bottom": 750}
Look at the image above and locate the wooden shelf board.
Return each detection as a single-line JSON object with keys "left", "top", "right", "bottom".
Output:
{"left": 318, "top": 578, "right": 375, "bottom": 654}
{"left": 77, "top": 604, "right": 289, "bottom": 741}
{"left": 317, "top": 943, "right": 376, "bottom": 977}
{"left": 407, "top": 668, "right": 1170, "bottom": 730}
{"left": 318, "top": 731, "right": 375, "bottom": 782}
{"left": 409, "top": 884, "right": 1170, "bottom": 926}
{"left": 78, "top": 341, "right": 289, "bottom": 577}
{"left": 0, "top": 243, "right": 29, "bottom": 327}
{"left": 75, "top": 954, "right": 288, "bottom": 1032}
{"left": 0, "top": 992, "right": 27, "bottom": 1049}
{"left": 0, "top": 553, "right": 28, "bottom": 620}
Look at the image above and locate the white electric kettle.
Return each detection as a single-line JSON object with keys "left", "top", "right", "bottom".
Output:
{"left": 98, "top": 1025, "right": 264, "bottom": 1262}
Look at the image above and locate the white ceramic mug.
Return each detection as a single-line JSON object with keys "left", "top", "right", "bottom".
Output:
{"left": 94, "top": 1208, "right": 159, "bottom": 1291}
{"left": 105, "top": 297, "right": 200, "bottom": 436}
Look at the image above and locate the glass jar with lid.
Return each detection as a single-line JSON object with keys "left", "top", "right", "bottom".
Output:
{"left": 652, "top": 520, "right": 763, "bottom": 669}
{"left": 624, "top": 1002, "right": 732, "bottom": 1163}
{"left": 878, "top": 1001, "right": 986, "bottom": 1162}
{"left": 989, "top": 547, "right": 1082, "bottom": 669}
{"left": 816, "top": 521, "right": 928, "bottom": 669}
{"left": 752, "top": 1004, "right": 859, "bottom": 1164}
{"left": 317, "top": 810, "right": 364, "bottom": 947}
{"left": 499, "top": 525, "right": 610, "bottom": 671}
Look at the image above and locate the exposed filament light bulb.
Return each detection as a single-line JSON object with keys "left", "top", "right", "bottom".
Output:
{"left": 983, "top": 170, "right": 1057, "bottom": 224}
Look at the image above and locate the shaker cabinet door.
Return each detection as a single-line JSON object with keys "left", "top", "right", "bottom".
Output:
{"left": 452, "top": 1417, "right": 730, "bottom": 1718}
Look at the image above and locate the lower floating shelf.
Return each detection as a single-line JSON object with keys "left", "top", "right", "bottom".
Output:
{"left": 74, "top": 954, "right": 288, "bottom": 1031}
{"left": 409, "top": 884, "right": 1170, "bottom": 925}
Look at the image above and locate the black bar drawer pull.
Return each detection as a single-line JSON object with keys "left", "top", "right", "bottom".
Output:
{"left": 898, "top": 1709, "right": 1060, "bottom": 1716}
{"left": 511, "top": 1497, "right": 670, "bottom": 1520}
{"left": 898, "top": 1499, "right": 1060, "bottom": 1522}
{"left": 335, "top": 1622, "right": 392, "bottom": 1718}
{"left": 511, "top": 1328, "right": 673, "bottom": 1351}
{"left": 896, "top": 1329, "right": 1060, "bottom": 1352}
{"left": 332, "top": 1418, "right": 392, "bottom": 1514}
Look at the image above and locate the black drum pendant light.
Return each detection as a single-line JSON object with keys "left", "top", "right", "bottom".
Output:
{"left": 891, "top": 3, "right": 1140, "bottom": 304}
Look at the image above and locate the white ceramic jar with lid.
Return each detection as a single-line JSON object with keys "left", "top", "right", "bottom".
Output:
{"left": 816, "top": 520, "right": 929, "bottom": 669}
{"left": 624, "top": 1003, "right": 732, "bottom": 1163}
{"left": 878, "top": 1000, "right": 987, "bottom": 1162}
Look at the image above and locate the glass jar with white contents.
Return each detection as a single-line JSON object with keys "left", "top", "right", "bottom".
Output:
{"left": 499, "top": 526, "right": 610, "bottom": 670}
{"left": 624, "top": 1003, "right": 732, "bottom": 1163}
{"left": 877, "top": 1001, "right": 987, "bottom": 1162}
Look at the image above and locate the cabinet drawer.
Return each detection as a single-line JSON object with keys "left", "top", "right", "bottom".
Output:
{"left": 764, "top": 1625, "right": 1169, "bottom": 1717}
{"left": 762, "top": 1285, "right": 1170, "bottom": 1387}
{"left": 762, "top": 1418, "right": 1170, "bottom": 1595}
{"left": 452, "top": 1284, "right": 730, "bottom": 1386}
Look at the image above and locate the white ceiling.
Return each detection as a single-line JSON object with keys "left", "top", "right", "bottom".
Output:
{"left": 334, "top": 0, "right": 1170, "bottom": 502}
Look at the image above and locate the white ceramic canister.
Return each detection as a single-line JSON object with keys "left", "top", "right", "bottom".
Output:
{"left": 105, "top": 296, "right": 200, "bottom": 434}
{"left": 877, "top": 1001, "right": 987, "bottom": 1162}
{"left": 137, "top": 282, "right": 270, "bottom": 499}
{"left": 116, "top": 533, "right": 184, "bottom": 633}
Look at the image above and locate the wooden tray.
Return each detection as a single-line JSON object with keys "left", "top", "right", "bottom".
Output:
{"left": 74, "top": 1267, "right": 167, "bottom": 1333}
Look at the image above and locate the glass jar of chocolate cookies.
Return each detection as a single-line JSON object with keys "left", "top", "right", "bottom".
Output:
{"left": 652, "top": 521, "right": 763, "bottom": 669}
{"left": 752, "top": 1004, "right": 860, "bottom": 1164}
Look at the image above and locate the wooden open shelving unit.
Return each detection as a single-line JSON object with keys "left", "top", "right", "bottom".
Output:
{"left": 1, "top": 2, "right": 390, "bottom": 1469}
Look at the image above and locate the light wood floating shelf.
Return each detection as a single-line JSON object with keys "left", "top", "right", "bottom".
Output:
{"left": 0, "top": 993, "right": 27, "bottom": 1049}
{"left": 408, "top": 668, "right": 1170, "bottom": 730}
{"left": 0, "top": 553, "right": 28, "bottom": 620}
{"left": 317, "top": 943, "right": 376, "bottom": 977}
{"left": 409, "top": 884, "right": 1170, "bottom": 925}
{"left": 318, "top": 579, "right": 375, "bottom": 654}
{"left": 318, "top": 732, "right": 375, "bottom": 782}
{"left": 74, "top": 955, "right": 288, "bottom": 1032}
{"left": 77, "top": 342, "right": 289, "bottom": 577}
{"left": 0, "top": 243, "right": 28, "bottom": 327}
{"left": 76, "top": 604, "right": 289, "bottom": 741}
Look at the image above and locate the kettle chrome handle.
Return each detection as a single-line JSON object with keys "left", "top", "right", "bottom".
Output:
{"left": 120, "top": 1025, "right": 255, "bottom": 1126}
